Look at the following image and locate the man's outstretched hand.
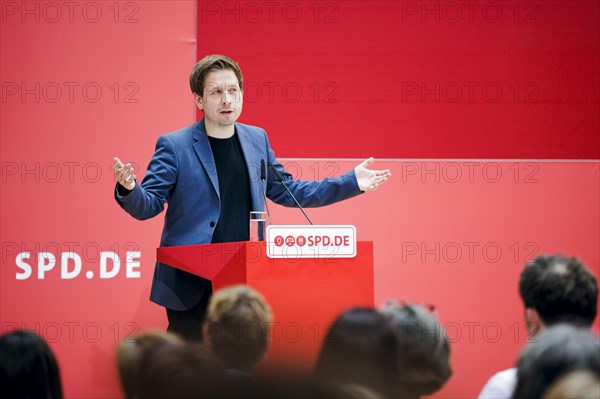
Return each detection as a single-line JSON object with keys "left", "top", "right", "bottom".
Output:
{"left": 112, "top": 157, "right": 136, "bottom": 191}
{"left": 355, "top": 157, "right": 391, "bottom": 192}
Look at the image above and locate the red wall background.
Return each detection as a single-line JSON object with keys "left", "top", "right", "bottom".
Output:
{"left": 1, "top": 1, "right": 599, "bottom": 398}
{"left": 199, "top": 0, "right": 599, "bottom": 159}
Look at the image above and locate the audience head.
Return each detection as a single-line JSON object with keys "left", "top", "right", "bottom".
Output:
{"left": 382, "top": 302, "right": 452, "bottom": 398}
{"left": 519, "top": 254, "right": 598, "bottom": 334}
{"left": 116, "top": 330, "right": 183, "bottom": 399}
{"left": 314, "top": 307, "right": 396, "bottom": 396}
{"left": 137, "top": 342, "right": 226, "bottom": 399}
{"left": 512, "top": 324, "right": 600, "bottom": 399}
{"left": 0, "top": 329, "right": 64, "bottom": 399}
{"left": 205, "top": 284, "right": 273, "bottom": 371}
{"left": 543, "top": 370, "right": 600, "bottom": 399}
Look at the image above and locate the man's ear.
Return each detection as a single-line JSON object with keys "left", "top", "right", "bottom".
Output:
{"left": 195, "top": 94, "right": 203, "bottom": 111}
{"left": 525, "top": 308, "right": 544, "bottom": 336}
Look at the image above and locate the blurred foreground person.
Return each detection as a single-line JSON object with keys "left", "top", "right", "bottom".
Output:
{"left": 543, "top": 370, "right": 600, "bottom": 399}
{"left": 137, "top": 342, "right": 227, "bottom": 399}
{"left": 479, "top": 254, "right": 598, "bottom": 399}
{"left": 116, "top": 330, "right": 183, "bottom": 399}
{"left": 314, "top": 307, "right": 396, "bottom": 397}
{"left": 0, "top": 330, "right": 64, "bottom": 399}
{"left": 382, "top": 302, "right": 452, "bottom": 399}
{"left": 512, "top": 325, "right": 600, "bottom": 399}
{"left": 205, "top": 284, "right": 273, "bottom": 380}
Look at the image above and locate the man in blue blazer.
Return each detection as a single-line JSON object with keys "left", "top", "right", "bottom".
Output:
{"left": 113, "top": 55, "right": 391, "bottom": 340}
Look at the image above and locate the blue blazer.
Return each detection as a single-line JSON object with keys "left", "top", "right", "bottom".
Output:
{"left": 115, "top": 119, "right": 362, "bottom": 310}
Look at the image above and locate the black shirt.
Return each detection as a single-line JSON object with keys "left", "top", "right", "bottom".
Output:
{"left": 208, "top": 132, "right": 251, "bottom": 243}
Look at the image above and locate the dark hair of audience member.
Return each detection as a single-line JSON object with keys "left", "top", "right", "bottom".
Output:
{"left": 519, "top": 254, "right": 598, "bottom": 328}
{"left": 543, "top": 370, "right": 600, "bottom": 399}
{"left": 116, "top": 330, "right": 183, "bottom": 399}
{"left": 313, "top": 307, "right": 396, "bottom": 396}
{"left": 0, "top": 329, "right": 64, "bottom": 399}
{"left": 512, "top": 324, "right": 600, "bottom": 399}
{"left": 205, "top": 284, "right": 273, "bottom": 372}
{"left": 137, "top": 342, "right": 227, "bottom": 399}
{"left": 382, "top": 303, "right": 452, "bottom": 399}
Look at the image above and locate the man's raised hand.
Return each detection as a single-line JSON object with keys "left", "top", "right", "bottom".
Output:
{"left": 112, "top": 157, "right": 136, "bottom": 191}
{"left": 354, "top": 157, "right": 391, "bottom": 192}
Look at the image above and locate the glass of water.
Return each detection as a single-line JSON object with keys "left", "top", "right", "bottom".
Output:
{"left": 249, "top": 211, "right": 267, "bottom": 241}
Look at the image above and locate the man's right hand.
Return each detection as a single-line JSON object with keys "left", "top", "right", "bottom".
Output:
{"left": 112, "top": 157, "right": 136, "bottom": 191}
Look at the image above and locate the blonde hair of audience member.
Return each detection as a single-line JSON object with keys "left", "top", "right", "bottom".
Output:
{"left": 116, "top": 330, "right": 183, "bottom": 399}
{"left": 205, "top": 284, "right": 273, "bottom": 371}
{"left": 382, "top": 303, "right": 452, "bottom": 399}
{"left": 544, "top": 370, "right": 600, "bottom": 399}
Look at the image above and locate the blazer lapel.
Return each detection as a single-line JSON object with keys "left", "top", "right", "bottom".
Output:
{"left": 192, "top": 120, "right": 220, "bottom": 198}
{"left": 236, "top": 124, "right": 262, "bottom": 211}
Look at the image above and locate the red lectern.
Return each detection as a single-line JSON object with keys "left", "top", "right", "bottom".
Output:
{"left": 157, "top": 241, "right": 374, "bottom": 370}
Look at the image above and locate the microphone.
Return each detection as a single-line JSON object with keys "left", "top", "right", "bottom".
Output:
{"left": 268, "top": 163, "right": 314, "bottom": 225}
{"left": 260, "top": 160, "right": 273, "bottom": 225}
{"left": 260, "top": 159, "right": 266, "bottom": 181}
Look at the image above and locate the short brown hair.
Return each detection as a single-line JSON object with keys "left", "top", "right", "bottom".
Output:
{"left": 189, "top": 54, "right": 243, "bottom": 96}
{"left": 206, "top": 285, "right": 272, "bottom": 370}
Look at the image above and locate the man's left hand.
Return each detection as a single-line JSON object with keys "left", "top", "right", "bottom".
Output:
{"left": 355, "top": 157, "right": 391, "bottom": 192}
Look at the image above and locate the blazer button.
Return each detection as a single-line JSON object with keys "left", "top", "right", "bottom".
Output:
{"left": 210, "top": 221, "right": 215, "bottom": 228}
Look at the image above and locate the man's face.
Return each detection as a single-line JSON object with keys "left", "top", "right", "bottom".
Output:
{"left": 196, "top": 69, "right": 243, "bottom": 130}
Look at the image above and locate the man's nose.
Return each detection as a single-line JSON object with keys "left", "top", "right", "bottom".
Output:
{"left": 222, "top": 92, "right": 233, "bottom": 104}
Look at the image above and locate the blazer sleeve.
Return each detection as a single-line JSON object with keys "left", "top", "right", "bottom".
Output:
{"left": 114, "top": 135, "right": 179, "bottom": 220}
{"left": 264, "top": 132, "right": 363, "bottom": 208}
